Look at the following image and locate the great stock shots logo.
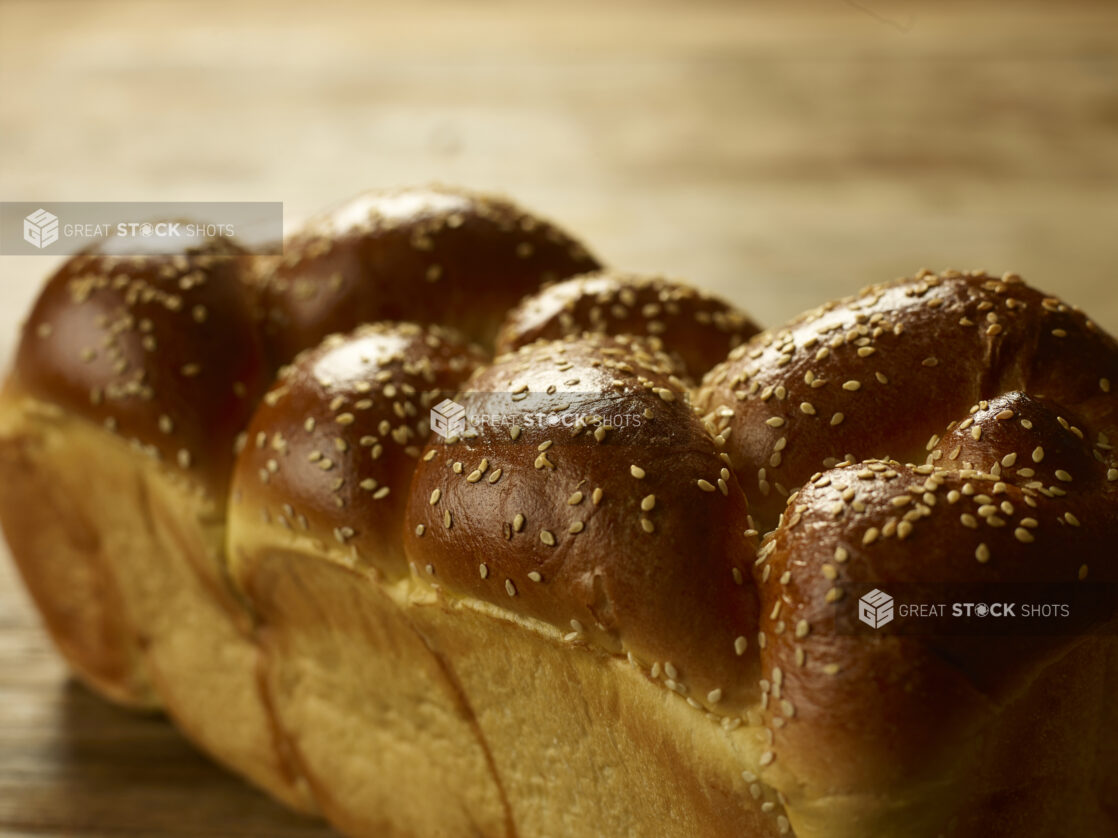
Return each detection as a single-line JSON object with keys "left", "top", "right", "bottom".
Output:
{"left": 1, "top": 202, "right": 284, "bottom": 255}
{"left": 430, "top": 399, "right": 467, "bottom": 439}
{"left": 23, "top": 208, "right": 59, "bottom": 249}
{"left": 858, "top": 588, "right": 895, "bottom": 629}
{"left": 428, "top": 392, "right": 648, "bottom": 442}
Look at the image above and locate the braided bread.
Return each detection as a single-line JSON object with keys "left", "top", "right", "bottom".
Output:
{"left": 1, "top": 195, "right": 1114, "bottom": 838}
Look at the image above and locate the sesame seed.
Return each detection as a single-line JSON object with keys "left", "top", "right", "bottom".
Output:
{"left": 443, "top": 510, "right": 453, "bottom": 529}
{"left": 734, "top": 636, "right": 748, "bottom": 655}
{"left": 976, "top": 543, "right": 990, "bottom": 563}
{"left": 360, "top": 478, "right": 377, "bottom": 491}
{"left": 795, "top": 620, "right": 809, "bottom": 638}
{"left": 862, "top": 527, "right": 880, "bottom": 545}
{"left": 373, "top": 486, "right": 390, "bottom": 500}
{"left": 528, "top": 571, "right": 542, "bottom": 582}
{"left": 415, "top": 524, "right": 426, "bottom": 537}
{"left": 640, "top": 517, "right": 655, "bottom": 533}
{"left": 897, "top": 521, "right": 913, "bottom": 540}
{"left": 177, "top": 449, "right": 191, "bottom": 468}
{"left": 824, "top": 587, "right": 843, "bottom": 603}
{"left": 592, "top": 488, "right": 603, "bottom": 504}
{"left": 1055, "top": 469, "right": 1073, "bottom": 482}
{"left": 478, "top": 563, "right": 489, "bottom": 579}
{"left": 857, "top": 347, "right": 876, "bottom": 358}
{"left": 1032, "top": 447, "right": 1045, "bottom": 463}
{"left": 568, "top": 491, "right": 583, "bottom": 505}
{"left": 800, "top": 402, "right": 816, "bottom": 415}
{"left": 759, "top": 751, "right": 774, "bottom": 767}
{"left": 630, "top": 464, "right": 646, "bottom": 479}
{"left": 505, "top": 579, "right": 517, "bottom": 597}
{"left": 834, "top": 546, "right": 849, "bottom": 562}
{"left": 513, "top": 513, "right": 525, "bottom": 532}
{"left": 697, "top": 479, "right": 716, "bottom": 492}
{"left": 569, "top": 521, "right": 584, "bottom": 534}
{"left": 823, "top": 663, "right": 840, "bottom": 676}
{"left": 1079, "top": 564, "right": 1089, "bottom": 580}
{"left": 540, "top": 530, "right": 556, "bottom": 546}
{"left": 842, "top": 380, "right": 861, "bottom": 391}
{"left": 707, "top": 689, "right": 722, "bottom": 704}
{"left": 336, "top": 413, "right": 355, "bottom": 425}
{"left": 430, "top": 488, "right": 441, "bottom": 505}
{"left": 1102, "top": 378, "right": 1111, "bottom": 393}
{"left": 1014, "top": 528, "right": 1035, "bottom": 543}
{"left": 765, "top": 416, "right": 786, "bottom": 428}
{"left": 831, "top": 412, "right": 845, "bottom": 426}
{"left": 641, "top": 494, "right": 656, "bottom": 511}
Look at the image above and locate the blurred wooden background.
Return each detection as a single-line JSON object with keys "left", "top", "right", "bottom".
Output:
{"left": 1, "top": 0, "right": 1116, "bottom": 834}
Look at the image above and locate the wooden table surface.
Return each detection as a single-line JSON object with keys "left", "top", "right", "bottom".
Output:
{"left": 1, "top": 1, "right": 1116, "bottom": 834}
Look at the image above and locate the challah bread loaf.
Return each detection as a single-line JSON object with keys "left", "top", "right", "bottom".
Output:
{"left": 495, "top": 270, "right": 761, "bottom": 379}
{"left": 226, "top": 322, "right": 498, "bottom": 837}
{"left": 2, "top": 180, "right": 1116, "bottom": 838}
{"left": 0, "top": 231, "right": 313, "bottom": 809}
{"left": 253, "top": 186, "right": 602, "bottom": 364}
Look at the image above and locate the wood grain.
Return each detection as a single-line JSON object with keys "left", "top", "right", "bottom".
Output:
{"left": 0, "top": 0, "right": 1116, "bottom": 833}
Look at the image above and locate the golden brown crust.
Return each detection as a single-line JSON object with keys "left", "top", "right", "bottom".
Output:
{"left": 403, "top": 334, "right": 761, "bottom": 710}
{"left": 253, "top": 186, "right": 601, "bottom": 364}
{"left": 12, "top": 232, "right": 270, "bottom": 492}
{"left": 695, "top": 269, "right": 1118, "bottom": 531}
{"left": 495, "top": 270, "right": 760, "bottom": 380}
{"left": 230, "top": 322, "right": 486, "bottom": 580}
